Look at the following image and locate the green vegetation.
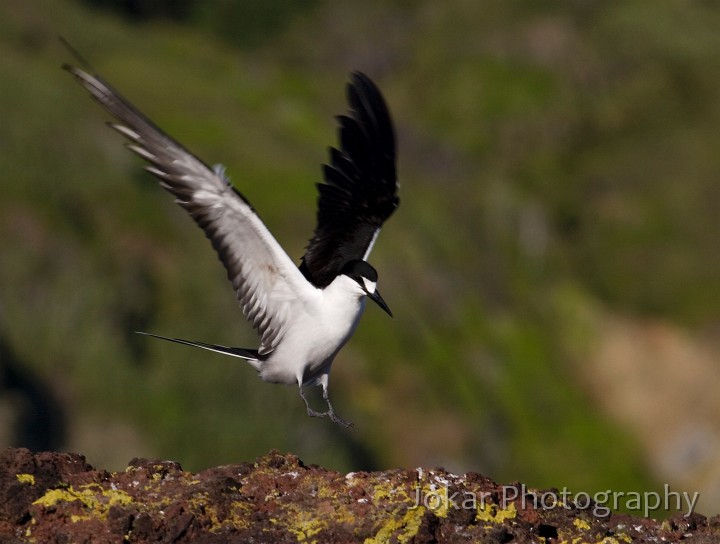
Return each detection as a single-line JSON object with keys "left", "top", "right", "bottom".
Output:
{"left": 3, "top": 0, "right": 720, "bottom": 513}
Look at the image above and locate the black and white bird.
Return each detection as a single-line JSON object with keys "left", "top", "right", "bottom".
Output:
{"left": 64, "top": 58, "right": 399, "bottom": 427}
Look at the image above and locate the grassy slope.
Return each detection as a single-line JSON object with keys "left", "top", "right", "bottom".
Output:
{"left": 4, "top": 0, "right": 720, "bottom": 512}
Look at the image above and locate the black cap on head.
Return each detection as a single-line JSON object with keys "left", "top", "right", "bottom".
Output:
{"left": 340, "top": 260, "right": 391, "bottom": 316}
{"left": 340, "top": 259, "right": 378, "bottom": 282}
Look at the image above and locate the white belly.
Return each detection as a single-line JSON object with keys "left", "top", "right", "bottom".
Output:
{"left": 258, "top": 293, "right": 366, "bottom": 386}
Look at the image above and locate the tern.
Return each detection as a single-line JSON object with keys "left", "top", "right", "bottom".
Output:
{"left": 64, "top": 58, "right": 399, "bottom": 427}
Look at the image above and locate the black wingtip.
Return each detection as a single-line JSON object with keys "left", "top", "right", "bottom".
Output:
{"left": 347, "top": 71, "right": 386, "bottom": 104}
{"left": 58, "top": 37, "right": 97, "bottom": 74}
{"left": 349, "top": 70, "right": 373, "bottom": 85}
{"left": 346, "top": 70, "right": 396, "bottom": 157}
{"left": 349, "top": 70, "right": 367, "bottom": 84}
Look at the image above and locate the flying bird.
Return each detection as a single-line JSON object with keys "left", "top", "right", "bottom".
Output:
{"left": 63, "top": 58, "right": 399, "bottom": 427}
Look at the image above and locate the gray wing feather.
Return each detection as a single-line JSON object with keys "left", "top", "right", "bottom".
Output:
{"left": 65, "top": 65, "right": 314, "bottom": 355}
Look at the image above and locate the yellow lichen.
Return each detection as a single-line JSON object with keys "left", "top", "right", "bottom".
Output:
{"left": 365, "top": 506, "right": 426, "bottom": 544}
{"left": 364, "top": 474, "right": 464, "bottom": 541}
{"left": 223, "top": 501, "right": 253, "bottom": 531}
{"left": 190, "top": 494, "right": 252, "bottom": 533}
{"left": 16, "top": 473, "right": 35, "bottom": 485}
{"left": 287, "top": 513, "right": 326, "bottom": 543}
{"left": 32, "top": 484, "right": 133, "bottom": 521}
{"left": 369, "top": 480, "right": 395, "bottom": 504}
{"left": 573, "top": 518, "right": 591, "bottom": 531}
{"left": 582, "top": 536, "right": 630, "bottom": 544}
{"left": 369, "top": 478, "right": 421, "bottom": 509}
{"left": 557, "top": 528, "right": 589, "bottom": 544}
{"left": 415, "top": 484, "right": 451, "bottom": 518}
{"left": 476, "top": 501, "right": 517, "bottom": 524}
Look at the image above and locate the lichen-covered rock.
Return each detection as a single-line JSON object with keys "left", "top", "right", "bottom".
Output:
{"left": 0, "top": 447, "right": 718, "bottom": 543}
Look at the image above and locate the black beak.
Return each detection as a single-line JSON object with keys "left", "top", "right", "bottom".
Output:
{"left": 367, "top": 288, "right": 393, "bottom": 317}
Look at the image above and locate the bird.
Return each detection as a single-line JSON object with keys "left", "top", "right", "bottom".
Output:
{"left": 63, "top": 56, "right": 399, "bottom": 428}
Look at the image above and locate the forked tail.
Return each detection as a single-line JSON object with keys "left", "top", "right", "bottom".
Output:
{"left": 136, "top": 332, "right": 260, "bottom": 361}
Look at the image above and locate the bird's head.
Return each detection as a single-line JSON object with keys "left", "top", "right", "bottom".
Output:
{"left": 340, "top": 260, "right": 392, "bottom": 317}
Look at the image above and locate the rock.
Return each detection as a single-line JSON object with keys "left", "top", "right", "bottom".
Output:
{"left": 0, "top": 447, "right": 717, "bottom": 543}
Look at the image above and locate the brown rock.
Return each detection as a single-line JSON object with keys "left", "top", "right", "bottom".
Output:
{"left": 1, "top": 447, "right": 718, "bottom": 543}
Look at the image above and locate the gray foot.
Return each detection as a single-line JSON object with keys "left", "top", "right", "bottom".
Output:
{"left": 324, "top": 389, "right": 353, "bottom": 428}
{"left": 327, "top": 409, "right": 353, "bottom": 428}
{"left": 298, "top": 386, "right": 354, "bottom": 428}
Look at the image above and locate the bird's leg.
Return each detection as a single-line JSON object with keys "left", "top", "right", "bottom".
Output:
{"left": 299, "top": 386, "right": 326, "bottom": 419}
{"left": 298, "top": 381, "right": 353, "bottom": 428}
{"left": 322, "top": 387, "right": 353, "bottom": 428}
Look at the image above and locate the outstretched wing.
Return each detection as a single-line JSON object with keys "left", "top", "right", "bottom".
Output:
{"left": 299, "top": 71, "right": 399, "bottom": 288}
{"left": 64, "top": 64, "right": 316, "bottom": 356}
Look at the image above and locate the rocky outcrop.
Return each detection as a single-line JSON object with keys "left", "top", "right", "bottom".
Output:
{"left": 0, "top": 447, "right": 716, "bottom": 543}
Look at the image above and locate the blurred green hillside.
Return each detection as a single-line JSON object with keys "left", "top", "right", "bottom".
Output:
{"left": 2, "top": 0, "right": 720, "bottom": 515}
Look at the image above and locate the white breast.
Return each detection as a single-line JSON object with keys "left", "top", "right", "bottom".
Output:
{"left": 257, "top": 275, "right": 367, "bottom": 386}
